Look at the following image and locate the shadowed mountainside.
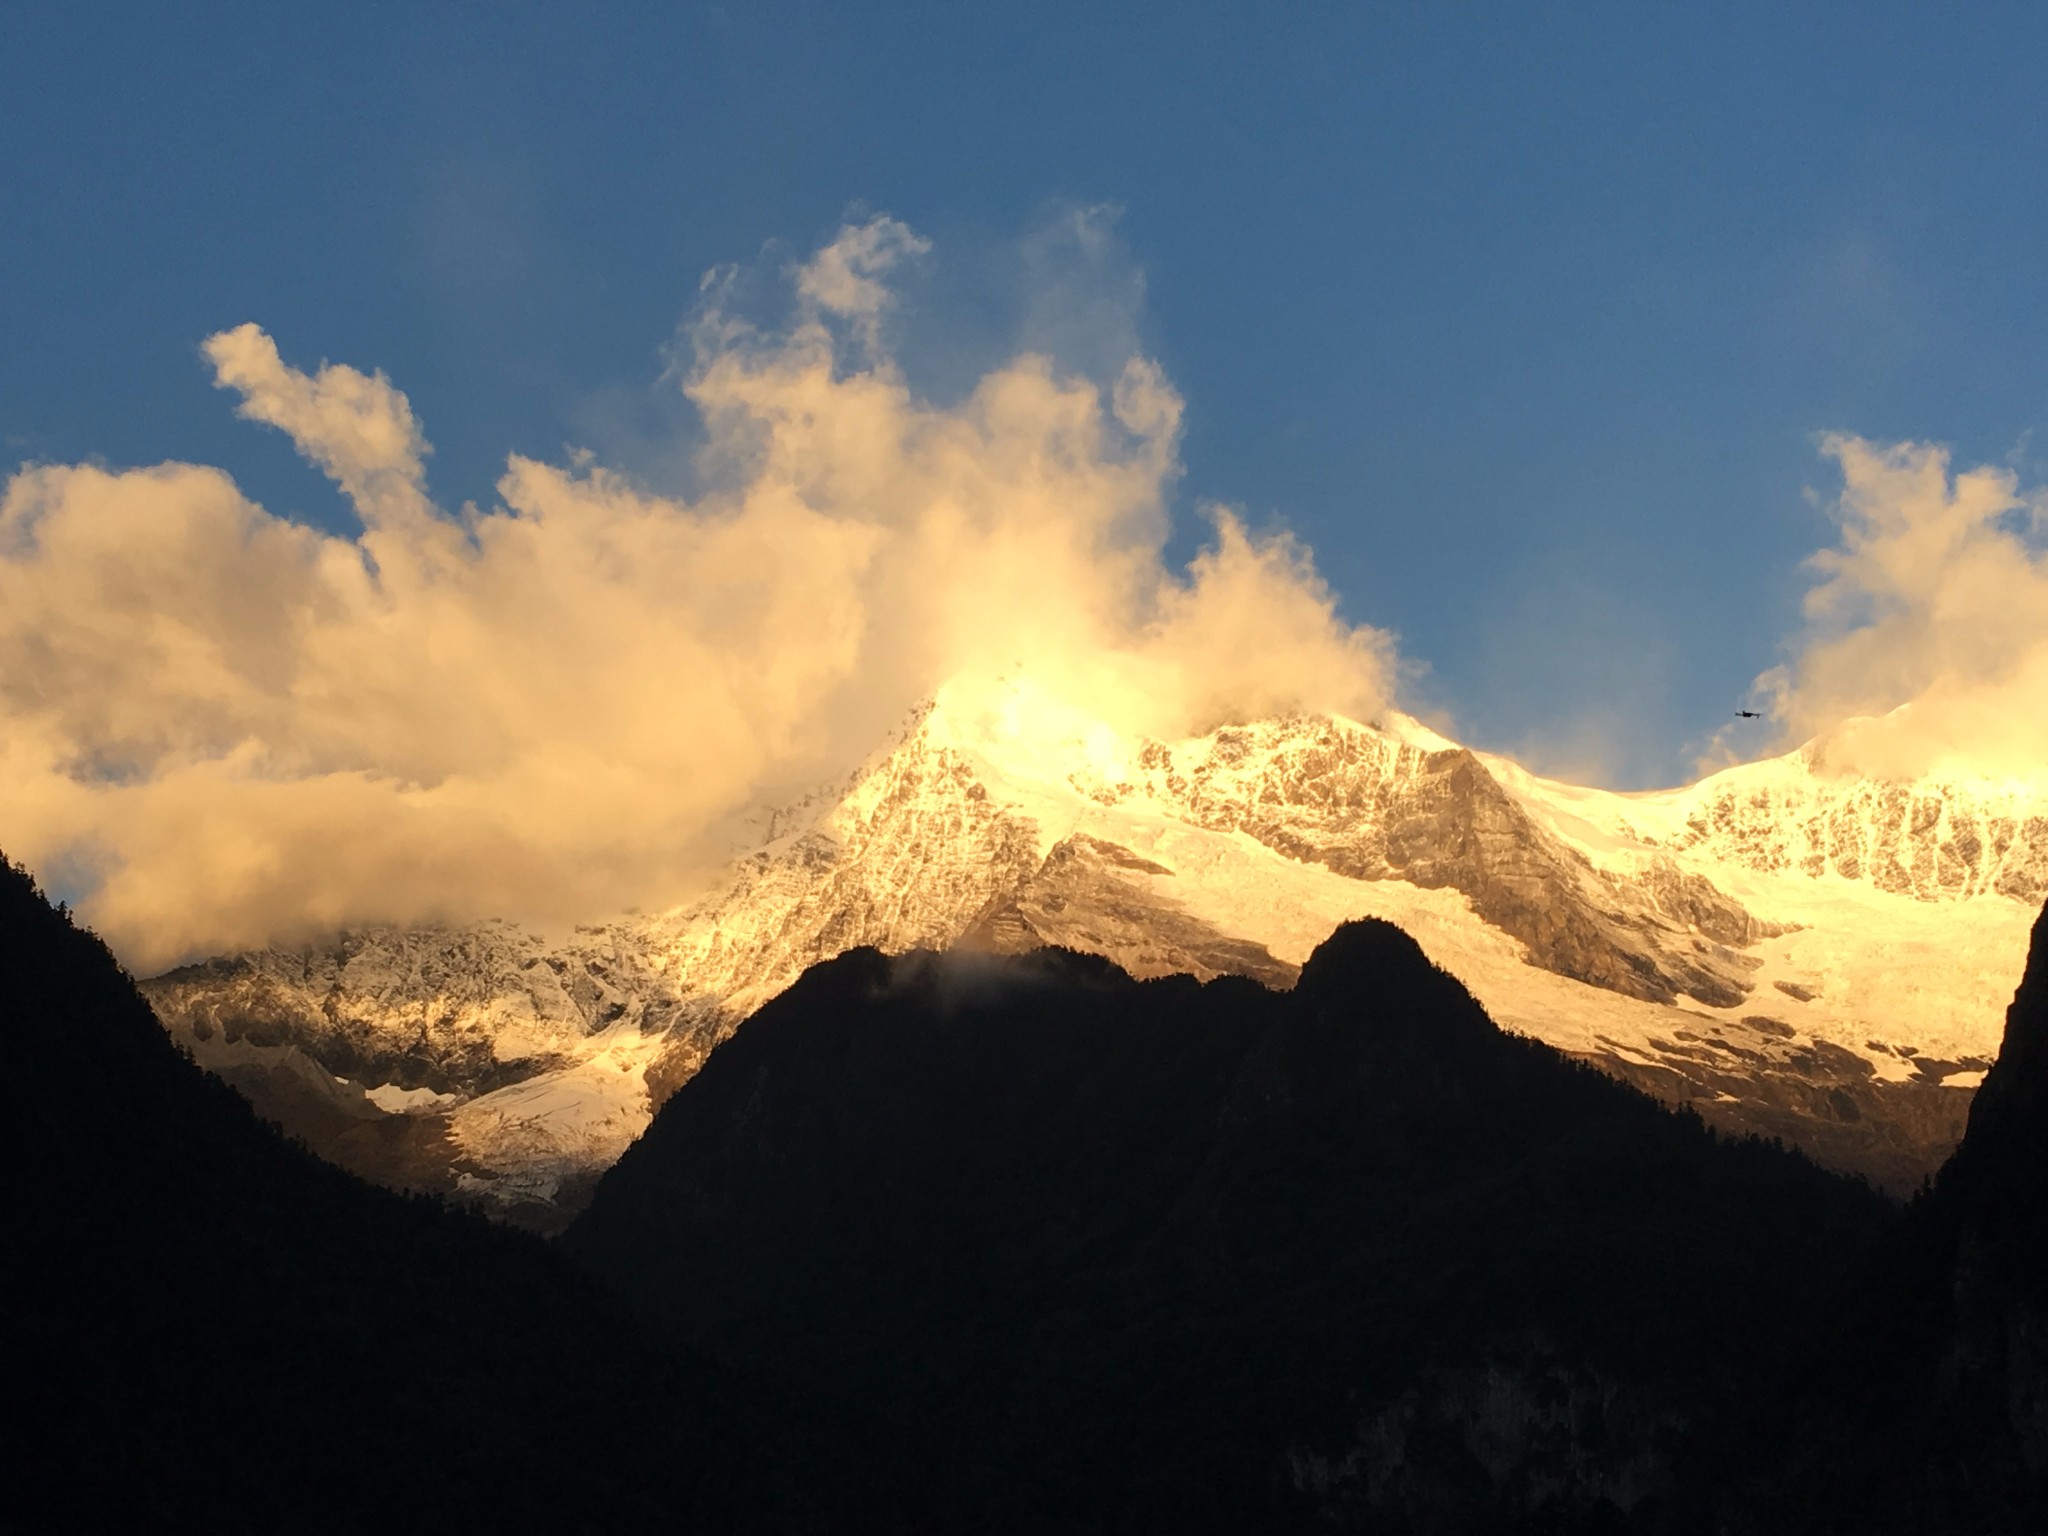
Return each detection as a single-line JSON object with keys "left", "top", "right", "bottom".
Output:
{"left": 568, "top": 921, "right": 1899, "bottom": 1532}
{"left": 18, "top": 834, "right": 2048, "bottom": 1531}
{"left": 1729, "top": 902, "right": 2048, "bottom": 1533}
{"left": 0, "top": 857, "right": 878, "bottom": 1534}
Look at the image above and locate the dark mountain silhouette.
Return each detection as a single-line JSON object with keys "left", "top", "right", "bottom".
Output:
{"left": 567, "top": 921, "right": 1898, "bottom": 1532}
{"left": 1942, "top": 901, "right": 2048, "bottom": 1302}
{"left": 1731, "top": 903, "right": 2048, "bottom": 1533}
{"left": 0, "top": 856, "right": 878, "bottom": 1534}
{"left": 19, "top": 831, "right": 2048, "bottom": 1532}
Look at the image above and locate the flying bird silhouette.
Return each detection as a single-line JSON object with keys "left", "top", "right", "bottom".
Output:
{"left": 1735, "top": 710, "right": 1763, "bottom": 719}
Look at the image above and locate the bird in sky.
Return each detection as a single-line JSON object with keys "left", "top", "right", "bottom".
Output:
{"left": 1735, "top": 710, "right": 1763, "bottom": 719}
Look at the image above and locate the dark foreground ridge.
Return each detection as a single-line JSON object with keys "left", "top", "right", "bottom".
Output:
{"left": 15, "top": 846, "right": 2048, "bottom": 1533}
{"left": 569, "top": 921, "right": 1907, "bottom": 1531}
{"left": 0, "top": 857, "right": 871, "bottom": 1534}
{"left": 1732, "top": 902, "right": 2048, "bottom": 1533}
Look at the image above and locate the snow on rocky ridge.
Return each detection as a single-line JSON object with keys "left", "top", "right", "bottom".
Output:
{"left": 143, "top": 677, "right": 2048, "bottom": 1226}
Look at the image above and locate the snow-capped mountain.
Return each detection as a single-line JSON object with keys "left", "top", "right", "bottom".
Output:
{"left": 143, "top": 677, "right": 2048, "bottom": 1225}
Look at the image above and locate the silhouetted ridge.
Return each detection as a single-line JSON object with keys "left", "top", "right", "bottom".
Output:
{"left": 1716, "top": 902, "right": 2048, "bottom": 1534}
{"left": 1881, "top": 897, "right": 2048, "bottom": 1522}
{"left": 572, "top": 920, "right": 1893, "bottom": 1533}
{"left": 29, "top": 835, "right": 2048, "bottom": 1532}
{"left": 0, "top": 857, "right": 863, "bottom": 1533}
{"left": 1293, "top": 916, "right": 1503, "bottom": 1047}
{"left": 1295, "top": 912, "right": 1437, "bottom": 987}
{"left": 1941, "top": 901, "right": 2048, "bottom": 1280}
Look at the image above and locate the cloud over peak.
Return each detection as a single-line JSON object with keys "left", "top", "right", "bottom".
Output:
{"left": 1754, "top": 433, "right": 2048, "bottom": 782}
{"left": 0, "top": 217, "right": 1399, "bottom": 968}
{"left": 17, "top": 214, "right": 2024, "bottom": 970}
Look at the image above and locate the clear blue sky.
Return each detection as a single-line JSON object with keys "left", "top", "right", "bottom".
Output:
{"left": 5, "top": 1, "right": 2045, "bottom": 786}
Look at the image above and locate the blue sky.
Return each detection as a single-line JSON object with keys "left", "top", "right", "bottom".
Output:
{"left": 6, "top": 1, "right": 2047, "bottom": 787}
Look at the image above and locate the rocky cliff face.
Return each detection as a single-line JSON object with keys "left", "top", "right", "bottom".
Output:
{"left": 150, "top": 920, "right": 663, "bottom": 1096}
{"left": 139, "top": 681, "right": 2047, "bottom": 1224}
{"left": 960, "top": 832, "right": 1300, "bottom": 989}
{"left": 143, "top": 918, "right": 728, "bottom": 1223}
{"left": 648, "top": 715, "right": 1048, "bottom": 1014}
{"left": 1664, "top": 758, "right": 2048, "bottom": 902}
{"left": 1081, "top": 718, "right": 1771, "bottom": 1007}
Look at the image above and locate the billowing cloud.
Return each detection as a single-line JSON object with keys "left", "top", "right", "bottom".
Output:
{"left": 1750, "top": 434, "right": 2048, "bottom": 781}
{"left": 0, "top": 217, "right": 1399, "bottom": 969}
{"left": 202, "top": 323, "right": 434, "bottom": 531}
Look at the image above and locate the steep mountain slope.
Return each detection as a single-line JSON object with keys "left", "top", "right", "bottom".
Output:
{"left": 567, "top": 922, "right": 1894, "bottom": 1533}
{"left": 0, "top": 856, "right": 867, "bottom": 1533}
{"left": 143, "top": 678, "right": 2048, "bottom": 1221}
